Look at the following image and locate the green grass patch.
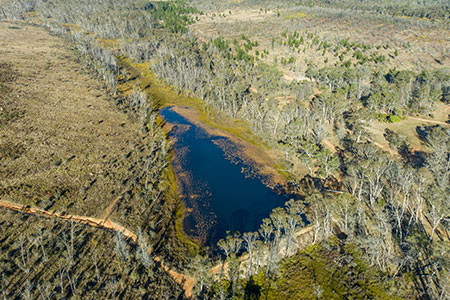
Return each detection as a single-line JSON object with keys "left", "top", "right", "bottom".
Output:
{"left": 376, "top": 113, "right": 405, "bottom": 123}
{"left": 166, "top": 149, "right": 201, "bottom": 255}
{"left": 148, "top": 0, "right": 200, "bottom": 34}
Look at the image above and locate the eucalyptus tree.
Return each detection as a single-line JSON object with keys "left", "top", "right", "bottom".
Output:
{"left": 243, "top": 232, "right": 258, "bottom": 276}
{"left": 259, "top": 218, "right": 273, "bottom": 245}
{"left": 284, "top": 199, "right": 305, "bottom": 256}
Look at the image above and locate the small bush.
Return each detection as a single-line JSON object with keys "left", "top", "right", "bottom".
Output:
{"left": 376, "top": 113, "right": 404, "bottom": 123}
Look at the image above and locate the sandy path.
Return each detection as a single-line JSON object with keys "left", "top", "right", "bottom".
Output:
{"left": 0, "top": 200, "right": 138, "bottom": 242}
{"left": 408, "top": 117, "right": 448, "bottom": 126}
{"left": 0, "top": 200, "right": 196, "bottom": 298}
{"left": 0, "top": 198, "right": 316, "bottom": 298}
{"left": 101, "top": 188, "right": 127, "bottom": 220}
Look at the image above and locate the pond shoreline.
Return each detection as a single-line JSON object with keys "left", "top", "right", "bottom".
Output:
{"left": 161, "top": 106, "right": 297, "bottom": 246}
{"left": 168, "top": 105, "right": 287, "bottom": 188}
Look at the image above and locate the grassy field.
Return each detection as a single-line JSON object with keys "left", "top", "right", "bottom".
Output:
{"left": 190, "top": 5, "right": 449, "bottom": 75}
{"left": 0, "top": 22, "right": 143, "bottom": 218}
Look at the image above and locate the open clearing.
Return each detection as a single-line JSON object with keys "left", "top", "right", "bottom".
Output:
{"left": 368, "top": 104, "right": 450, "bottom": 153}
{"left": 0, "top": 22, "right": 141, "bottom": 217}
{"left": 190, "top": 5, "right": 449, "bottom": 76}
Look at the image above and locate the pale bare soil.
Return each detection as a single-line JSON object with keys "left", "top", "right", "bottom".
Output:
{"left": 0, "top": 21, "right": 140, "bottom": 217}
{"left": 368, "top": 103, "right": 450, "bottom": 153}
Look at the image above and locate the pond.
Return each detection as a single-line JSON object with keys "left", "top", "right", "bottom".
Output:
{"left": 161, "top": 106, "right": 295, "bottom": 246}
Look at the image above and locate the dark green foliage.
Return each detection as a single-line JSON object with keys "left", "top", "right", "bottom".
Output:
{"left": 149, "top": 0, "right": 200, "bottom": 33}
{"left": 234, "top": 45, "right": 254, "bottom": 62}
{"left": 256, "top": 241, "right": 404, "bottom": 300}
{"left": 213, "top": 36, "right": 228, "bottom": 51}
{"left": 374, "top": 54, "right": 386, "bottom": 63}
{"left": 207, "top": 239, "right": 410, "bottom": 299}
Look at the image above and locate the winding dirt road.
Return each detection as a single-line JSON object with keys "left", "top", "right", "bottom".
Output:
{"left": 0, "top": 200, "right": 195, "bottom": 298}
{"left": 0, "top": 199, "right": 317, "bottom": 299}
{"left": 0, "top": 200, "right": 138, "bottom": 242}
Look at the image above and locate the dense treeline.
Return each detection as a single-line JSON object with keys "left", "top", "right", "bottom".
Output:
{"left": 299, "top": 0, "right": 450, "bottom": 22}
{"left": 150, "top": 0, "right": 200, "bottom": 34}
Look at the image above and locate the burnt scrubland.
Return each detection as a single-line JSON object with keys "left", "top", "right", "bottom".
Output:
{"left": 0, "top": 0, "right": 449, "bottom": 299}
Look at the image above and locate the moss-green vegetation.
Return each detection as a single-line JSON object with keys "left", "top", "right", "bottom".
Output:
{"left": 376, "top": 113, "right": 405, "bottom": 123}
{"left": 205, "top": 238, "right": 412, "bottom": 299}
{"left": 167, "top": 151, "right": 201, "bottom": 256}
{"left": 248, "top": 241, "right": 408, "bottom": 299}
{"left": 149, "top": 0, "right": 200, "bottom": 34}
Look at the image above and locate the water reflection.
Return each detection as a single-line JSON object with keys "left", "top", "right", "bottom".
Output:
{"left": 161, "top": 106, "right": 295, "bottom": 246}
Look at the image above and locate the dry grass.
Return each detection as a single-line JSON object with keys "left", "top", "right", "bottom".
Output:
{"left": 190, "top": 5, "right": 449, "bottom": 75}
{"left": 194, "top": 7, "right": 275, "bottom": 26}
{"left": 0, "top": 21, "right": 141, "bottom": 217}
{"left": 368, "top": 104, "right": 450, "bottom": 153}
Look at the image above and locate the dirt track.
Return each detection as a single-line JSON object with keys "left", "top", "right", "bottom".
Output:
{"left": 408, "top": 116, "right": 448, "bottom": 126}
{"left": 0, "top": 200, "right": 196, "bottom": 297}
{"left": 0, "top": 21, "right": 198, "bottom": 297}
{"left": 0, "top": 200, "right": 137, "bottom": 241}
{"left": 0, "top": 198, "right": 317, "bottom": 298}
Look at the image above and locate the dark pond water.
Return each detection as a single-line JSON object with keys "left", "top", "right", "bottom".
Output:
{"left": 160, "top": 106, "right": 295, "bottom": 246}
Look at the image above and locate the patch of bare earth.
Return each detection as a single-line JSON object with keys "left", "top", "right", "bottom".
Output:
{"left": 0, "top": 21, "right": 140, "bottom": 217}
{"left": 368, "top": 104, "right": 450, "bottom": 154}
